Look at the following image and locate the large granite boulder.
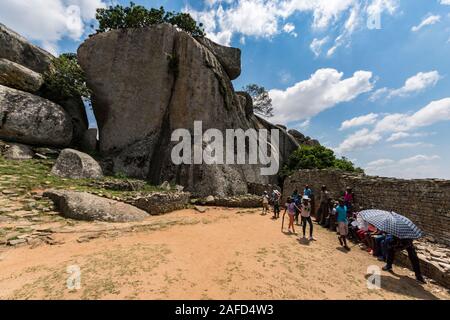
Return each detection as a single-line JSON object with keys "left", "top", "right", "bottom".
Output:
{"left": 78, "top": 24, "right": 301, "bottom": 197}
{"left": 44, "top": 189, "right": 148, "bottom": 222}
{"left": 51, "top": 148, "right": 103, "bottom": 179}
{"left": 0, "top": 23, "right": 53, "bottom": 74}
{"left": 2, "top": 142, "right": 34, "bottom": 160}
{"left": 0, "top": 85, "right": 73, "bottom": 147}
{"left": 0, "top": 58, "right": 44, "bottom": 93}
{"left": 196, "top": 37, "right": 241, "bottom": 80}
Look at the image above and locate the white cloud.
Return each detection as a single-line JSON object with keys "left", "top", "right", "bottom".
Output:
{"left": 340, "top": 113, "right": 378, "bottom": 130}
{"left": 370, "top": 71, "right": 441, "bottom": 100}
{"left": 310, "top": 37, "right": 329, "bottom": 57}
{"left": 386, "top": 132, "right": 410, "bottom": 142}
{"left": 191, "top": 0, "right": 398, "bottom": 51}
{"left": 335, "top": 128, "right": 382, "bottom": 153}
{"left": 0, "top": 0, "right": 105, "bottom": 55}
{"left": 365, "top": 154, "right": 445, "bottom": 179}
{"left": 391, "top": 142, "right": 433, "bottom": 148}
{"left": 283, "top": 23, "right": 298, "bottom": 37}
{"left": 366, "top": 158, "right": 395, "bottom": 168}
{"left": 411, "top": 15, "right": 441, "bottom": 32}
{"left": 268, "top": 68, "right": 374, "bottom": 124}
{"left": 440, "top": 0, "right": 450, "bottom": 5}
{"left": 398, "top": 154, "right": 440, "bottom": 165}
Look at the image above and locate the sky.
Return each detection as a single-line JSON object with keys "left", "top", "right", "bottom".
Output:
{"left": 1, "top": 0, "right": 450, "bottom": 179}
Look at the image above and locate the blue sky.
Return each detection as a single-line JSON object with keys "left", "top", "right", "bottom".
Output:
{"left": 1, "top": 0, "right": 450, "bottom": 179}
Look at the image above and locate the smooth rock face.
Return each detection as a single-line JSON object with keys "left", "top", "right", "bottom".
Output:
{"left": 0, "top": 85, "right": 73, "bottom": 147}
{"left": 0, "top": 58, "right": 44, "bottom": 93}
{"left": 2, "top": 142, "right": 34, "bottom": 160}
{"left": 196, "top": 37, "right": 241, "bottom": 80}
{"left": 78, "top": 24, "right": 300, "bottom": 197}
{"left": 44, "top": 189, "right": 148, "bottom": 222}
{"left": 80, "top": 128, "right": 98, "bottom": 153}
{"left": 0, "top": 23, "right": 53, "bottom": 74}
{"left": 51, "top": 148, "right": 103, "bottom": 179}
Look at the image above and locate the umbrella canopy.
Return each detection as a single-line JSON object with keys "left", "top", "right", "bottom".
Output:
{"left": 358, "top": 209, "right": 423, "bottom": 239}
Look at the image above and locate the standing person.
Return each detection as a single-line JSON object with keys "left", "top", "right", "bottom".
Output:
{"left": 318, "top": 185, "right": 330, "bottom": 225}
{"left": 383, "top": 237, "right": 425, "bottom": 283}
{"left": 335, "top": 199, "right": 349, "bottom": 250}
{"left": 272, "top": 190, "right": 281, "bottom": 219}
{"left": 262, "top": 191, "right": 270, "bottom": 215}
{"left": 344, "top": 187, "right": 355, "bottom": 215}
{"left": 300, "top": 196, "right": 314, "bottom": 240}
{"left": 283, "top": 197, "right": 299, "bottom": 234}
{"left": 303, "top": 185, "right": 312, "bottom": 198}
{"left": 291, "top": 189, "right": 301, "bottom": 225}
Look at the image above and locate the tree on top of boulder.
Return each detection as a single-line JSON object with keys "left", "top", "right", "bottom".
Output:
{"left": 242, "top": 84, "right": 274, "bottom": 117}
{"left": 94, "top": 2, "right": 205, "bottom": 37}
{"left": 281, "top": 145, "right": 364, "bottom": 177}
{"left": 42, "top": 53, "right": 91, "bottom": 101}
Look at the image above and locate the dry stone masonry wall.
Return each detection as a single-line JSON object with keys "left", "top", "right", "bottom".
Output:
{"left": 283, "top": 169, "right": 450, "bottom": 246}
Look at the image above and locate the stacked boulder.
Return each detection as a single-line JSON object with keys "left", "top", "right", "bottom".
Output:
{"left": 77, "top": 23, "right": 310, "bottom": 197}
{"left": 0, "top": 23, "right": 89, "bottom": 151}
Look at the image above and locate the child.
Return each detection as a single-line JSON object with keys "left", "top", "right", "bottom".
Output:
{"left": 335, "top": 199, "right": 349, "bottom": 250}
{"left": 283, "top": 197, "right": 299, "bottom": 234}
{"left": 300, "top": 196, "right": 314, "bottom": 240}
{"left": 262, "top": 191, "right": 270, "bottom": 215}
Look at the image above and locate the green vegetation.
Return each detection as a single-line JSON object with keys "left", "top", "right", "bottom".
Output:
{"left": 280, "top": 145, "right": 364, "bottom": 177}
{"left": 0, "top": 156, "right": 161, "bottom": 198}
{"left": 42, "top": 53, "right": 90, "bottom": 101}
{"left": 242, "top": 84, "right": 274, "bottom": 117}
{"left": 95, "top": 2, "right": 205, "bottom": 37}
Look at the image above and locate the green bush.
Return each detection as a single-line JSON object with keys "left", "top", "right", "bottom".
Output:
{"left": 95, "top": 2, "right": 205, "bottom": 37}
{"left": 42, "top": 53, "right": 91, "bottom": 100}
{"left": 281, "top": 145, "right": 364, "bottom": 177}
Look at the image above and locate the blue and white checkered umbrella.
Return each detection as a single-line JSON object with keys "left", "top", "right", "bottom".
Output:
{"left": 358, "top": 209, "right": 423, "bottom": 239}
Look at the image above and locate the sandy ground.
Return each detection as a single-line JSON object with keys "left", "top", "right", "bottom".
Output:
{"left": 0, "top": 207, "right": 449, "bottom": 300}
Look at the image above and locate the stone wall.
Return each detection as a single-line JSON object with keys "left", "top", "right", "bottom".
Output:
{"left": 283, "top": 169, "right": 450, "bottom": 246}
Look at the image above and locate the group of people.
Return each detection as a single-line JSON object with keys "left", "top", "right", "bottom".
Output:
{"left": 262, "top": 184, "right": 426, "bottom": 284}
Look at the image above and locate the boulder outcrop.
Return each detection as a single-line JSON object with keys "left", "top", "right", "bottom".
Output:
{"left": 2, "top": 142, "right": 34, "bottom": 160}
{"left": 44, "top": 189, "right": 148, "bottom": 222}
{"left": 0, "top": 23, "right": 53, "bottom": 74}
{"left": 0, "top": 58, "right": 44, "bottom": 93}
{"left": 0, "top": 85, "right": 73, "bottom": 147}
{"left": 51, "top": 148, "right": 103, "bottom": 179}
{"left": 78, "top": 24, "right": 305, "bottom": 196}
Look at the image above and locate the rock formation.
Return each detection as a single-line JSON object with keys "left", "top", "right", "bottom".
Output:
{"left": 0, "top": 23, "right": 88, "bottom": 147}
{"left": 0, "top": 85, "right": 73, "bottom": 146}
{"left": 78, "top": 24, "right": 306, "bottom": 196}
{"left": 51, "top": 148, "right": 103, "bottom": 179}
{"left": 44, "top": 189, "right": 148, "bottom": 222}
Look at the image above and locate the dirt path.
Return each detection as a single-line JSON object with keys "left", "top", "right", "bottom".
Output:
{"left": 0, "top": 207, "right": 448, "bottom": 300}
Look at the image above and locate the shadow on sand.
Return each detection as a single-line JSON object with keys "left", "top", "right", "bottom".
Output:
{"left": 364, "top": 273, "right": 439, "bottom": 300}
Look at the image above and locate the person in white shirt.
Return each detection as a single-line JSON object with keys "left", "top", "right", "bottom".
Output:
{"left": 300, "top": 196, "right": 314, "bottom": 240}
